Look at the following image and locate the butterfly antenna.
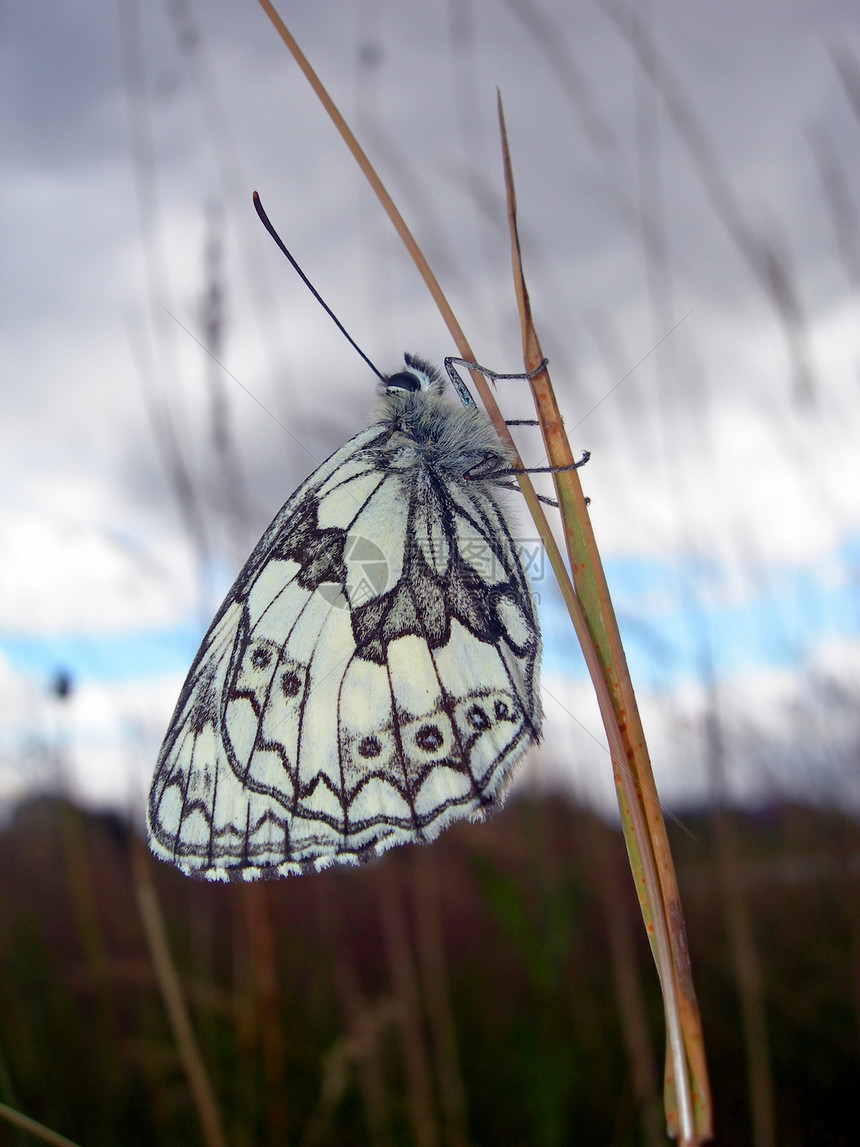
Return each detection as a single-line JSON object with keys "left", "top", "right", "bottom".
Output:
{"left": 253, "top": 192, "right": 386, "bottom": 384}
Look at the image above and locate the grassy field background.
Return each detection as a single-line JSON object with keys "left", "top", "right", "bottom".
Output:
{"left": 0, "top": 792, "right": 854, "bottom": 1146}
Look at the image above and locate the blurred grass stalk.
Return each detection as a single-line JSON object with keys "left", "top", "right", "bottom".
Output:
{"left": 242, "top": 884, "right": 289, "bottom": 1144}
{"left": 256, "top": 1, "right": 712, "bottom": 1140}
{"left": 0, "top": 1100, "right": 82, "bottom": 1147}
{"left": 130, "top": 833, "right": 228, "bottom": 1147}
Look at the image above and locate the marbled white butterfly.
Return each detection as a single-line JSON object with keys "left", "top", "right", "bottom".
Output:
{"left": 147, "top": 355, "right": 542, "bottom": 879}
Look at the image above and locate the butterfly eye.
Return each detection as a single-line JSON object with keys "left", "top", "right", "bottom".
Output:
{"left": 385, "top": 371, "right": 421, "bottom": 392}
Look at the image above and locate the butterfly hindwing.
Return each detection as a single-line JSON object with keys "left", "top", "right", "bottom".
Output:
{"left": 148, "top": 358, "right": 542, "bottom": 880}
{"left": 149, "top": 428, "right": 383, "bottom": 875}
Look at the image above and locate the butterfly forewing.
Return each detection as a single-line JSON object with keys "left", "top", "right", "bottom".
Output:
{"left": 148, "top": 359, "right": 541, "bottom": 880}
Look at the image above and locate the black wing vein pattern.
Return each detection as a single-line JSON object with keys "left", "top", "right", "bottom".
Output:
{"left": 148, "top": 420, "right": 541, "bottom": 880}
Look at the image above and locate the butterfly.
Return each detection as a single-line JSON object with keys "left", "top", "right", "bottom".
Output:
{"left": 147, "top": 354, "right": 542, "bottom": 880}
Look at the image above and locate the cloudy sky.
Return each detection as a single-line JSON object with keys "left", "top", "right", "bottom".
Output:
{"left": 2, "top": 0, "right": 859, "bottom": 820}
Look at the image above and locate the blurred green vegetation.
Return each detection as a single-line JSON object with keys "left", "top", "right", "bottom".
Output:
{"left": 0, "top": 794, "right": 855, "bottom": 1146}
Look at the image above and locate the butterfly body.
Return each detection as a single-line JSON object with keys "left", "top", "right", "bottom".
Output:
{"left": 148, "top": 355, "right": 542, "bottom": 880}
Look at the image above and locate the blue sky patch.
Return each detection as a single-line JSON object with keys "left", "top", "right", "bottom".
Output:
{"left": 3, "top": 546, "right": 857, "bottom": 697}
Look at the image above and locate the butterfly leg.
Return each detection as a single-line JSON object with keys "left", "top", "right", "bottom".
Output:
{"left": 443, "top": 356, "right": 550, "bottom": 408}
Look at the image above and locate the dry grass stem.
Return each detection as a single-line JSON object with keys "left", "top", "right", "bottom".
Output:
{"left": 0, "top": 1101, "right": 82, "bottom": 1147}
{"left": 255, "top": 3, "right": 712, "bottom": 1140}
{"left": 130, "top": 834, "right": 228, "bottom": 1147}
{"left": 496, "top": 96, "right": 711, "bottom": 1144}
{"left": 376, "top": 863, "right": 440, "bottom": 1147}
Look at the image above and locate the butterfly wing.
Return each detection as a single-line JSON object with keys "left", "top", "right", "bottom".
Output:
{"left": 336, "top": 468, "right": 542, "bottom": 854}
{"left": 148, "top": 425, "right": 388, "bottom": 878}
{"left": 148, "top": 424, "right": 541, "bottom": 881}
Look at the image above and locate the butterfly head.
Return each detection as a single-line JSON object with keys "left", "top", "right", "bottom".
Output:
{"left": 382, "top": 354, "right": 444, "bottom": 399}
{"left": 376, "top": 353, "right": 511, "bottom": 477}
